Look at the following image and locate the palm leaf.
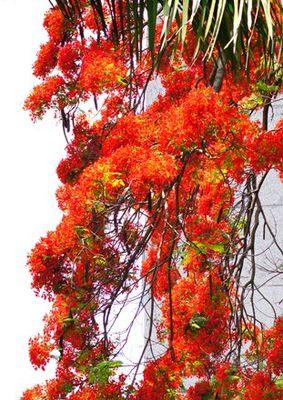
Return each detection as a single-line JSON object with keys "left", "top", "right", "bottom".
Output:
{"left": 53, "top": 0, "right": 282, "bottom": 73}
{"left": 147, "top": 0, "right": 159, "bottom": 53}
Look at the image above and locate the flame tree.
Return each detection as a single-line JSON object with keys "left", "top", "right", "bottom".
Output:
{"left": 22, "top": 1, "right": 282, "bottom": 400}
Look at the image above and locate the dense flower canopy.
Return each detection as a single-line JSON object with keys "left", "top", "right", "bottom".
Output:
{"left": 23, "top": 2, "right": 282, "bottom": 400}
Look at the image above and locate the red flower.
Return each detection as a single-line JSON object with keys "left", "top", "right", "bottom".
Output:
{"left": 33, "top": 41, "right": 58, "bottom": 77}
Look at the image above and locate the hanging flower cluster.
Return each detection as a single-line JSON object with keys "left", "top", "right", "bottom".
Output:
{"left": 23, "top": 3, "right": 283, "bottom": 400}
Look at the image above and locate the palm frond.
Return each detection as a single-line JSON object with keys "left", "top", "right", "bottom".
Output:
{"left": 53, "top": 0, "right": 282, "bottom": 73}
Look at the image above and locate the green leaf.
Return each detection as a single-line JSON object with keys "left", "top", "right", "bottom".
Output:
{"left": 206, "top": 0, "right": 227, "bottom": 58}
{"left": 239, "top": 93, "right": 264, "bottom": 110}
{"left": 112, "top": 178, "right": 125, "bottom": 188}
{"left": 63, "top": 317, "right": 75, "bottom": 324}
{"left": 255, "top": 80, "right": 279, "bottom": 94}
{"left": 190, "top": 0, "right": 201, "bottom": 23}
{"left": 192, "top": 360, "right": 202, "bottom": 368}
{"left": 93, "top": 200, "right": 105, "bottom": 213}
{"left": 189, "top": 314, "right": 207, "bottom": 331}
{"left": 190, "top": 322, "right": 201, "bottom": 330}
{"left": 181, "top": 0, "right": 189, "bottom": 43}
{"left": 161, "top": 0, "right": 180, "bottom": 51}
{"left": 204, "top": 0, "right": 217, "bottom": 38}
{"left": 166, "top": 388, "right": 177, "bottom": 399}
{"left": 227, "top": 375, "right": 241, "bottom": 382}
{"left": 62, "top": 383, "right": 73, "bottom": 393}
{"left": 147, "top": 0, "right": 159, "bottom": 53}
{"left": 191, "top": 240, "right": 207, "bottom": 253}
{"left": 275, "top": 375, "right": 283, "bottom": 389}
{"left": 261, "top": 0, "right": 273, "bottom": 40}
{"left": 207, "top": 243, "right": 226, "bottom": 254}
{"left": 89, "top": 360, "right": 122, "bottom": 385}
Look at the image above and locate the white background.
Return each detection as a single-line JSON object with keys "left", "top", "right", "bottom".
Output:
{"left": 0, "top": 1, "right": 65, "bottom": 398}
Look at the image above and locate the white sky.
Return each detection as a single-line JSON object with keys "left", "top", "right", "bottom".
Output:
{"left": 0, "top": 1, "right": 65, "bottom": 398}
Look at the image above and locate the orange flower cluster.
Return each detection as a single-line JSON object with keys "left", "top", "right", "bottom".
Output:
{"left": 24, "top": 76, "right": 65, "bottom": 119}
{"left": 43, "top": 8, "right": 67, "bottom": 44}
{"left": 79, "top": 42, "right": 126, "bottom": 95}
{"left": 33, "top": 41, "right": 58, "bottom": 78}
